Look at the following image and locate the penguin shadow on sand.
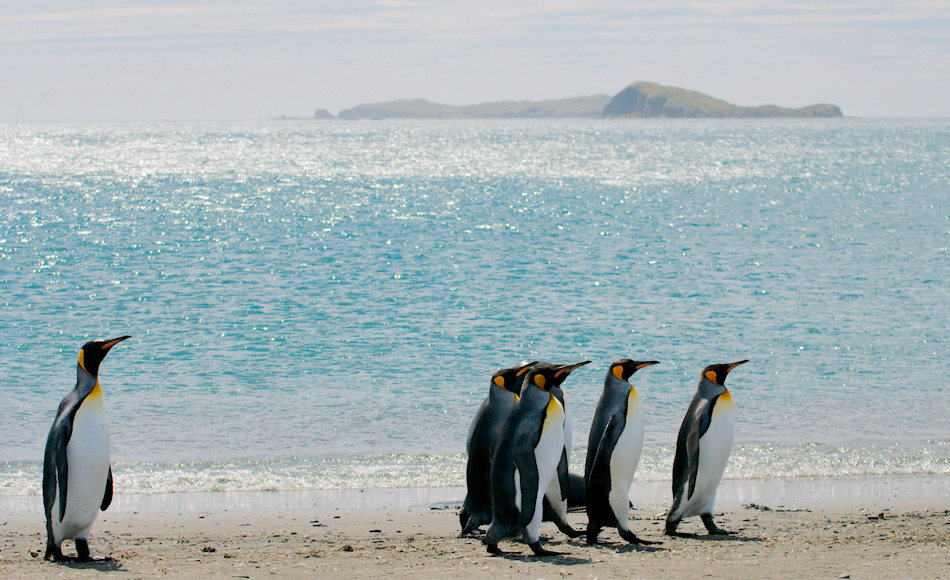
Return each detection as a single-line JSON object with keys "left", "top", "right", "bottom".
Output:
{"left": 666, "top": 528, "right": 765, "bottom": 544}
{"left": 587, "top": 540, "right": 666, "bottom": 555}
{"left": 663, "top": 515, "right": 765, "bottom": 544}
{"left": 48, "top": 555, "right": 125, "bottom": 572}
{"left": 486, "top": 536, "right": 593, "bottom": 564}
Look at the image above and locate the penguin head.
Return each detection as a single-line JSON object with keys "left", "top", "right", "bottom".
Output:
{"left": 610, "top": 359, "right": 660, "bottom": 382}
{"left": 551, "top": 360, "right": 592, "bottom": 388}
{"left": 701, "top": 359, "right": 748, "bottom": 386}
{"left": 525, "top": 360, "right": 590, "bottom": 392}
{"left": 491, "top": 361, "right": 538, "bottom": 394}
{"left": 78, "top": 335, "right": 131, "bottom": 377}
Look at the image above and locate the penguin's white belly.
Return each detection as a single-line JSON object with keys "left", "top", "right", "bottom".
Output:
{"left": 54, "top": 392, "right": 110, "bottom": 542}
{"left": 682, "top": 396, "right": 734, "bottom": 517}
{"left": 608, "top": 390, "right": 644, "bottom": 524}
{"left": 543, "top": 393, "right": 570, "bottom": 520}
{"left": 525, "top": 396, "right": 565, "bottom": 542}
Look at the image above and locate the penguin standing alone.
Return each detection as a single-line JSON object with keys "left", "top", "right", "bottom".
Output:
{"left": 459, "top": 361, "right": 537, "bottom": 537}
{"left": 584, "top": 359, "right": 661, "bottom": 545}
{"left": 485, "top": 361, "right": 589, "bottom": 556}
{"left": 43, "top": 336, "right": 131, "bottom": 561}
{"left": 665, "top": 360, "right": 748, "bottom": 537}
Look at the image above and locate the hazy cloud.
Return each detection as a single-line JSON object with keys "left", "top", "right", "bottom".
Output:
{"left": 1, "top": 1, "right": 948, "bottom": 119}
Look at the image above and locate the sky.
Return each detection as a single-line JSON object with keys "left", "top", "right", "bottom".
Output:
{"left": 1, "top": 1, "right": 949, "bottom": 121}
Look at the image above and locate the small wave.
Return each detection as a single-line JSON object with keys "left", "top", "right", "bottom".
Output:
{"left": 2, "top": 441, "right": 946, "bottom": 496}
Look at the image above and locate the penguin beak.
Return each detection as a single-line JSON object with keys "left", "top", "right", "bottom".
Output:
{"left": 726, "top": 359, "right": 748, "bottom": 374}
{"left": 554, "top": 360, "right": 591, "bottom": 379}
{"left": 102, "top": 335, "right": 132, "bottom": 352}
{"left": 635, "top": 361, "right": 660, "bottom": 371}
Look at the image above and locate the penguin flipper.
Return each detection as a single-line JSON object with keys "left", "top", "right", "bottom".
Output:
{"left": 44, "top": 421, "right": 72, "bottom": 522}
{"left": 101, "top": 466, "right": 113, "bottom": 511}
{"left": 56, "top": 441, "right": 70, "bottom": 521}
{"left": 685, "top": 401, "right": 713, "bottom": 500}
{"left": 592, "top": 415, "right": 623, "bottom": 477}
{"left": 42, "top": 438, "right": 58, "bottom": 518}
{"left": 513, "top": 449, "right": 540, "bottom": 528}
{"left": 587, "top": 416, "right": 622, "bottom": 523}
{"left": 556, "top": 447, "right": 569, "bottom": 502}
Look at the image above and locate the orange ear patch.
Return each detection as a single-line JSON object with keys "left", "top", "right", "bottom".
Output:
{"left": 534, "top": 374, "right": 546, "bottom": 389}
{"left": 612, "top": 365, "right": 625, "bottom": 381}
{"left": 705, "top": 370, "right": 718, "bottom": 384}
{"left": 493, "top": 376, "right": 504, "bottom": 388}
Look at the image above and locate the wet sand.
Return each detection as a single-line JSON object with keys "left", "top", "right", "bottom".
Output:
{"left": 2, "top": 497, "right": 948, "bottom": 579}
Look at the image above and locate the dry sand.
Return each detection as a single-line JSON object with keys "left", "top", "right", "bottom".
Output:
{"left": 2, "top": 499, "right": 948, "bottom": 579}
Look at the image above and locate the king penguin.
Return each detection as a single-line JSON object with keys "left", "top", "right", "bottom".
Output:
{"left": 584, "top": 359, "right": 661, "bottom": 545}
{"left": 538, "top": 366, "right": 586, "bottom": 540}
{"left": 459, "top": 361, "right": 537, "bottom": 537}
{"left": 43, "top": 335, "right": 131, "bottom": 561}
{"left": 485, "top": 361, "right": 589, "bottom": 557}
{"left": 665, "top": 360, "right": 748, "bottom": 537}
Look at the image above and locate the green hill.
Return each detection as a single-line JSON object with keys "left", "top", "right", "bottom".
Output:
{"left": 603, "top": 81, "right": 842, "bottom": 118}
{"left": 327, "top": 82, "right": 842, "bottom": 120}
{"left": 338, "top": 95, "right": 611, "bottom": 120}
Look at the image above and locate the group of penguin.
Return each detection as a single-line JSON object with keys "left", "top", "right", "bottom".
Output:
{"left": 459, "top": 357, "right": 748, "bottom": 556}
{"left": 38, "top": 335, "right": 747, "bottom": 563}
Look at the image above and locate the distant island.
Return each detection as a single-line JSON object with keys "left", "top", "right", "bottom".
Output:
{"left": 302, "top": 81, "right": 842, "bottom": 120}
{"left": 603, "top": 82, "right": 842, "bottom": 118}
{"left": 335, "top": 95, "right": 612, "bottom": 119}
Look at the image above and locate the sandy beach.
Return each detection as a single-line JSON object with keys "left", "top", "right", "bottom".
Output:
{"left": 2, "top": 490, "right": 947, "bottom": 579}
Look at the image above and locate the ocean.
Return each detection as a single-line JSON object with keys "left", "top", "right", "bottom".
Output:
{"left": 1, "top": 118, "right": 948, "bottom": 499}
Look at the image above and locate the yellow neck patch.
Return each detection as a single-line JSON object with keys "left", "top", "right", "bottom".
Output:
{"left": 627, "top": 385, "right": 641, "bottom": 410}
{"left": 88, "top": 379, "right": 102, "bottom": 399}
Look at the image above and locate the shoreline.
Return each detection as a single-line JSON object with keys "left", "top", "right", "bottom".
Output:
{"left": 2, "top": 474, "right": 948, "bottom": 517}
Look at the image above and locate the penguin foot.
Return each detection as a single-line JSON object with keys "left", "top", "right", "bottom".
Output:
{"left": 74, "top": 555, "right": 115, "bottom": 563}
{"left": 585, "top": 530, "right": 601, "bottom": 545}
{"left": 485, "top": 542, "right": 507, "bottom": 556}
{"left": 560, "top": 527, "right": 584, "bottom": 539}
{"left": 664, "top": 530, "right": 699, "bottom": 538}
{"left": 528, "top": 542, "right": 564, "bottom": 557}
{"left": 76, "top": 539, "right": 90, "bottom": 561}
{"left": 619, "top": 529, "right": 662, "bottom": 545}
{"left": 459, "top": 522, "right": 486, "bottom": 538}
{"left": 701, "top": 514, "right": 735, "bottom": 536}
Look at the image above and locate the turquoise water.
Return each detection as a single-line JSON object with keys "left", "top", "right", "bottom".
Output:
{"left": 1, "top": 119, "right": 948, "bottom": 494}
